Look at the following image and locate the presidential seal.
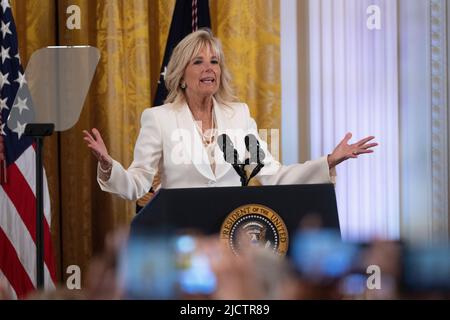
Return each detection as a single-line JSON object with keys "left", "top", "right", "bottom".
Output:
{"left": 220, "top": 204, "right": 289, "bottom": 256}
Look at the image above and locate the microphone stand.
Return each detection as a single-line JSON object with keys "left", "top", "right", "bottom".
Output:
{"left": 243, "top": 161, "right": 264, "bottom": 186}
{"left": 232, "top": 163, "right": 248, "bottom": 186}
{"left": 247, "top": 163, "right": 264, "bottom": 183}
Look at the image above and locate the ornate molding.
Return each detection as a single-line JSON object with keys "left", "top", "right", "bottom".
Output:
{"left": 430, "top": 0, "right": 448, "bottom": 242}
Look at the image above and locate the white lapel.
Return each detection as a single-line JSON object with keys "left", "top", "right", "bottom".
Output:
{"left": 175, "top": 100, "right": 216, "bottom": 181}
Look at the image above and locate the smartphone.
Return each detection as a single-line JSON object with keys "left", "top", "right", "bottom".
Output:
{"left": 291, "top": 229, "right": 361, "bottom": 281}
{"left": 118, "top": 234, "right": 216, "bottom": 299}
{"left": 175, "top": 235, "right": 217, "bottom": 296}
{"left": 401, "top": 245, "right": 450, "bottom": 293}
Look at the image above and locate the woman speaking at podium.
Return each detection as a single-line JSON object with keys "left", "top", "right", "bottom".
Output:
{"left": 83, "top": 29, "right": 377, "bottom": 201}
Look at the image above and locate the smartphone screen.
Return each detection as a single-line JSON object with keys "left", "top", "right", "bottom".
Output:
{"left": 291, "top": 229, "right": 361, "bottom": 281}
{"left": 118, "top": 234, "right": 216, "bottom": 299}
{"left": 175, "top": 235, "right": 217, "bottom": 296}
{"left": 119, "top": 236, "right": 178, "bottom": 299}
{"left": 402, "top": 246, "right": 450, "bottom": 293}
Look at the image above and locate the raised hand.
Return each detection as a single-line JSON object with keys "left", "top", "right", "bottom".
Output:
{"left": 327, "top": 133, "right": 378, "bottom": 169}
{"left": 83, "top": 128, "right": 112, "bottom": 170}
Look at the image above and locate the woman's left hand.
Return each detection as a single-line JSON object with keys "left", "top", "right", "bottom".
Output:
{"left": 327, "top": 133, "right": 378, "bottom": 169}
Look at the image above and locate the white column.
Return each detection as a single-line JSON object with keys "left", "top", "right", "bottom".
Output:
{"left": 429, "top": 0, "right": 448, "bottom": 243}
{"left": 399, "top": 0, "right": 448, "bottom": 245}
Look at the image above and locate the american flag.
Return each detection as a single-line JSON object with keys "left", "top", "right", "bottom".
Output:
{"left": 0, "top": 0, "right": 55, "bottom": 299}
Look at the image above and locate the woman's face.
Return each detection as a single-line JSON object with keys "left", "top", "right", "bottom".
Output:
{"left": 183, "top": 45, "right": 221, "bottom": 100}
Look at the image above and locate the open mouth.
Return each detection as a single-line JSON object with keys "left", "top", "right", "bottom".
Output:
{"left": 200, "top": 77, "right": 215, "bottom": 84}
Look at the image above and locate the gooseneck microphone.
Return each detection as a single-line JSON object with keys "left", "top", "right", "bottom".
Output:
{"left": 244, "top": 134, "right": 265, "bottom": 183}
{"left": 217, "top": 134, "right": 248, "bottom": 186}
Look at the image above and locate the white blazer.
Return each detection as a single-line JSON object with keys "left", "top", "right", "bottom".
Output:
{"left": 98, "top": 98, "right": 335, "bottom": 200}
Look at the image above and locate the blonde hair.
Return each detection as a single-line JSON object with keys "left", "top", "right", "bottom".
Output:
{"left": 164, "top": 28, "right": 236, "bottom": 105}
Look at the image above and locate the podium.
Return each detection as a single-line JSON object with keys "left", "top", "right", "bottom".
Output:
{"left": 130, "top": 184, "right": 340, "bottom": 256}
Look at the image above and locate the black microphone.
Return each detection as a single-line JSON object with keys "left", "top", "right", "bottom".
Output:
{"left": 217, "top": 134, "right": 238, "bottom": 164}
{"left": 245, "top": 134, "right": 266, "bottom": 164}
{"left": 244, "top": 134, "right": 265, "bottom": 182}
{"left": 217, "top": 134, "right": 247, "bottom": 186}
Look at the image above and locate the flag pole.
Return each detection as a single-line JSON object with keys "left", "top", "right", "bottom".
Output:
{"left": 25, "top": 123, "right": 54, "bottom": 289}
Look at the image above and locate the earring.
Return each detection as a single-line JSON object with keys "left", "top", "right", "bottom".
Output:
{"left": 180, "top": 83, "right": 186, "bottom": 89}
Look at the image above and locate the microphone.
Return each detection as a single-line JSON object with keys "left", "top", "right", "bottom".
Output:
{"left": 217, "top": 134, "right": 247, "bottom": 186}
{"left": 217, "top": 134, "right": 239, "bottom": 165}
{"left": 244, "top": 134, "right": 265, "bottom": 183}
{"left": 245, "top": 134, "right": 265, "bottom": 164}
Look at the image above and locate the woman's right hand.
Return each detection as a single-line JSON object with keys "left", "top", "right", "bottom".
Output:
{"left": 83, "top": 128, "right": 112, "bottom": 170}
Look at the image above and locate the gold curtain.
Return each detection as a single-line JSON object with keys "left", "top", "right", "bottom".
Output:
{"left": 12, "top": 0, "right": 279, "bottom": 284}
{"left": 210, "top": 0, "right": 280, "bottom": 130}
